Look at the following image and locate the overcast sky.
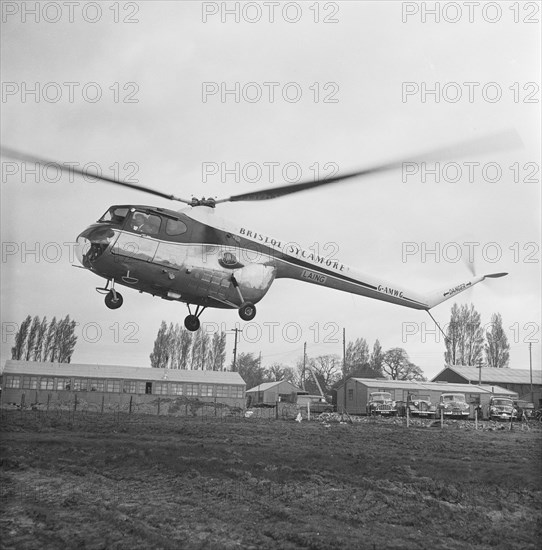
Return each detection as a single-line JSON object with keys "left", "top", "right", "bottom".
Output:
{"left": 1, "top": 1, "right": 540, "bottom": 380}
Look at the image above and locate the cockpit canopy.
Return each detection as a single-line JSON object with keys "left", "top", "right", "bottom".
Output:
{"left": 98, "top": 206, "right": 189, "bottom": 239}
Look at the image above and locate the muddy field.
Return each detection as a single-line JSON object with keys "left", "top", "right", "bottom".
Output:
{"left": 1, "top": 411, "right": 541, "bottom": 550}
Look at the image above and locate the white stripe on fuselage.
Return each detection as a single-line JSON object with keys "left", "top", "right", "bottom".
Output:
{"left": 182, "top": 206, "right": 429, "bottom": 309}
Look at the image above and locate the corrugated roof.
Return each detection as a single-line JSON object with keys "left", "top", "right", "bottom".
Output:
{"left": 433, "top": 366, "right": 542, "bottom": 385}
{"left": 344, "top": 378, "right": 516, "bottom": 396}
{"left": 3, "top": 360, "right": 245, "bottom": 385}
{"left": 246, "top": 380, "right": 300, "bottom": 393}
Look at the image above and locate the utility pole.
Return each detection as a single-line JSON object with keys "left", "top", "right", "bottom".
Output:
{"left": 343, "top": 328, "right": 346, "bottom": 413}
{"left": 529, "top": 342, "right": 533, "bottom": 402}
{"left": 228, "top": 328, "right": 242, "bottom": 372}
{"left": 302, "top": 342, "right": 307, "bottom": 390}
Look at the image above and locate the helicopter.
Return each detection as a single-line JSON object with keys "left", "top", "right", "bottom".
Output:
{"left": 1, "top": 139, "right": 510, "bottom": 331}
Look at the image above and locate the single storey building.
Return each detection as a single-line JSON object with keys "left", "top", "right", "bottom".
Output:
{"left": 336, "top": 377, "right": 517, "bottom": 417}
{"left": 432, "top": 365, "right": 541, "bottom": 406}
{"left": 246, "top": 380, "right": 302, "bottom": 406}
{"left": 1, "top": 360, "right": 246, "bottom": 411}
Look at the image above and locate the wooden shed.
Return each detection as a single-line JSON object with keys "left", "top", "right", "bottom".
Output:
{"left": 246, "top": 380, "right": 302, "bottom": 406}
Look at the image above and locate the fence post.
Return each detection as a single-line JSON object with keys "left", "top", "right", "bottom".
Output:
{"left": 475, "top": 408, "right": 478, "bottom": 430}
{"left": 157, "top": 399, "right": 160, "bottom": 416}
{"left": 20, "top": 393, "right": 25, "bottom": 417}
{"left": 440, "top": 408, "right": 444, "bottom": 428}
{"left": 46, "top": 394, "right": 50, "bottom": 414}
{"left": 406, "top": 404, "right": 409, "bottom": 428}
{"left": 275, "top": 401, "right": 279, "bottom": 420}
{"left": 129, "top": 396, "right": 133, "bottom": 415}
{"left": 101, "top": 395, "right": 104, "bottom": 415}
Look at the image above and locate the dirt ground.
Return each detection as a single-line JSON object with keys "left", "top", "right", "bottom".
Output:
{"left": 1, "top": 411, "right": 541, "bottom": 550}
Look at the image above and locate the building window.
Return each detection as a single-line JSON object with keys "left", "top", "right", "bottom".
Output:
{"left": 231, "top": 386, "right": 244, "bottom": 399}
{"left": 56, "top": 378, "right": 71, "bottom": 391}
{"left": 123, "top": 380, "right": 138, "bottom": 393}
{"left": 88, "top": 379, "right": 105, "bottom": 392}
{"left": 22, "top": 376, "right": 39, "bottom": 390}
{"left": 348, "top": 389, "right": 353, "bottom": 401}
{"left": 40, "top": 377, "right": 54, "bottom": 391}
{"left": 185, "top": 384, "right": 198, "bottom": 396}
{"left": 73, "top": 378, "right": 88, "bottom": 391}
{"left": 5, "top": 375, "right": 20, "bottom": 389}
{"left": 105, "top": 380, "right": 121, "bottom": 393}
{"left": 170, "top": 383, "right": 183, "bottom": 395}
{"left": 200, "top": 384, "right": 214, "bottom": 397}
{"left": 216, "top": 385, "right": 230, "bottom": 398}
{"left": 154, "top": 382, "right": 169, "bottom": 395}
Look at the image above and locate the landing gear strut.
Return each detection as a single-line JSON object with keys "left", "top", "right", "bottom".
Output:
{"left": 184, "top": 304, "right": 206, "bottom": 331}
{"left": 230, "top": 275, "right": 257, "bottom": 321}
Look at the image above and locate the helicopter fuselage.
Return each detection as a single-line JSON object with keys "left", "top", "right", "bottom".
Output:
{"left": 76, "top": 204, "right": 434, "bottom": 313}
{"left": 76, "top": 203, "right": 505, "bottom": 329}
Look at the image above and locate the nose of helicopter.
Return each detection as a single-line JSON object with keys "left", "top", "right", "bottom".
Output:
{"left": 75, "top": 235, "right": 91, "bottom": 267}
{"left": 75, "top": 226, "right": 116, "bottom": 267}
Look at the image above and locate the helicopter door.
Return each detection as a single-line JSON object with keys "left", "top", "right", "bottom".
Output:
{"left": 110, "top": 231, "right": 159, "bottom": 262}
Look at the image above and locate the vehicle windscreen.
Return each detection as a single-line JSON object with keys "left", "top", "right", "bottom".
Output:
{"left": 371, "top": 393, "right": 392, "bottom": 401}
{"left": 492, "top": 399, "right": 513, "bottom": 406}
{"left": 442, "top": 394, "right": 465, "bottom": 402}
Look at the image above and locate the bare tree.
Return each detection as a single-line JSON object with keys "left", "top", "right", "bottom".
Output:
{"left": 24, "top": 316, "right": 41, "bottom": 361}
{"left": 382, "top": 348, "right": 426, "bottom": 381}
{"left": 445, "top": 303, "right": 484, "bottom": 365}
{"left": 11, "top": 315, "right": 31, "bottom": 360}
{"left": 32, "top": 317, "right": 48, "bottom": 361}
{"left": 311, "top": 354, "right": 342, "bottom": 393}
{"left": 178, "top": 327, "right": 193, "bottom": 369}
{"left": 485, "top": 313, "right": 510, "bottom": 368}
{"left": 370, "top": 339, "right": 384, "bottom": 375}
{"left": 208, "top": 331, "right": 226, "bottom": 370}
{"left": 42, "top": 316, "right": 57, "bottom": 362}
{"left": 150, "top": 321, "right": 170, "bottom": 368}
{"left": 344, "top": 338, "right": 370, "bottom": 376}
{"left": 236, "top": 352, "right": 265, "bottom": 389}
{"left": 56, "top": 315, "right": 78, "bottom": 363}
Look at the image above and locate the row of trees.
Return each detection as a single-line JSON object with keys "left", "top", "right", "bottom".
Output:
{"left": 149, "top": 321, "right": 226, "bottom": 371}
{"left": 444, "top": 304, "right": 510, "bottom": 368}
{"left": 147, "top": 322, "right": 425, "bottom": 393}
{"left": 233, "top": 343, "right": 425, "bottom": 395}
{"left": 11, "top": 315, "right": 78, "bottom": 363}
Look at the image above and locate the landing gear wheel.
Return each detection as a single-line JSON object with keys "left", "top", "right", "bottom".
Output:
{"left": 184, "top": 314, "right": 200, "bottom": 331}
{"left": 105, "top": 290, "right": 123, "bottom": 309}
{"left": 239, "top": 302, "right": 256, "bottom": 321}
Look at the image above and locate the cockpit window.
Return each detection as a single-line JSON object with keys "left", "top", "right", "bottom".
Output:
{"left": 99, "top": 207, "right": 129, "bottom": 224}
{"left": 165, "top": 218, "right": 187, "bottom": 236}
{"left": 129, "top": 211, "right": 162, "bottom": 235}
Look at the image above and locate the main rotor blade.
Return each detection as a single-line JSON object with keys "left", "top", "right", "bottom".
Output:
{"left": 0, "top": 147, "right": 193, "bottom": 204}
{"left": 215, "top": 130, "right": 522, "bottom": 203}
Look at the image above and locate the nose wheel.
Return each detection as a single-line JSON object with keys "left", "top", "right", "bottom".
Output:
{"left": 105, "top": 289, "right": 123, "bottom": 309}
